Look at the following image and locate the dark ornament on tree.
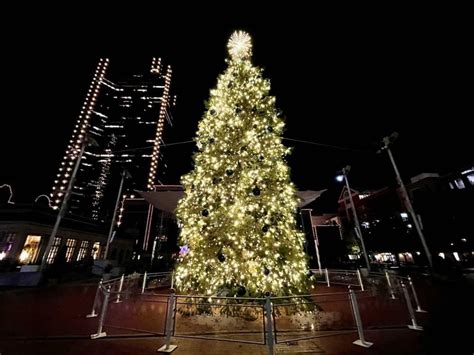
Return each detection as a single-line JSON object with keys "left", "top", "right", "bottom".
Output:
{"left": 258, "top": 155, "right": 264, "bottom": 161}
{"left": 267, "top": 126, "right": 273, "bottom": 133}
{"left": 252, "top": 187, "right": 261, "bottom": 196}
{"left": 210, "top": 109, "right": 216, "bottom": 116}
{"left": 217, "top": 252, "right": 226, "bottom": 262}
{"left": 202, "top": 209, "right": 209, "bottom": 217}
{"left": 237, "top": 285, "right": 246, "bottom": 296}
{"left": 208, "top": 137, "right": 215, "bottom": 144}
{"left": 226, "top": 169, "right": 234, "bottom": 176}
{"left": 262, "top": 224, "right": 269, "bottom": 233}
{"left": 228, "top": 82, "right": 233, "bottom": 88}
{"left": 235, "top": 107, "right": 242, "bottom": 114}
{"left": 240, "top": 146, "right": 247, "bottom": 152}
{"left": 212, "top": 177, "right": 220, "bottom": 185}
{"left": 263, "top": 267, "right": 270, "bottom": 276}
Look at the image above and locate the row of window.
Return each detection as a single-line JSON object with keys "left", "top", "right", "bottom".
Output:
{"left": 0, "top": 233, "right": 102, "bottom": 265}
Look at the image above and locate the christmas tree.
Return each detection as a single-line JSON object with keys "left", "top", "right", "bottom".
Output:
{"left": 175, "top": 31, "right": 310, "bottom": 297}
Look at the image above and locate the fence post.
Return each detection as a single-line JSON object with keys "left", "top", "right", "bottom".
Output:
{"left": 170, "top": 271, "right": 175, "bottom": 289}
{"left": 86, "top": 278, "right": 103, "bottom": 318}
{"left": 356, "top": 269, "right": 364, "bottom": 291}
{"left": 402, "top": 282, "right": 423, "bottom": 331}
{"left": 141, "top": 271, "right": 148, "bottom": 294}
{"left": 325, "top": 268, "right": 330, "bottom": 287}
{"left": 408, "top": 275, "right": 427, "bottom": 313}
{"left": 264, "top": 294, "right": 275, "bottom": 355}
{"left": 385, "top": 271, "right": 396, "bottom": 299}
{"left": 157, "top": 290, "right": 178, "bottom": 353}
{"left": 349, "top": 289, "right": 373, "bottom": 347}
{"left": 90, "top": 285, "right": 110, "bottom": 339}
{"left": 115, "top": 274, "right": 124, "bottom": 303}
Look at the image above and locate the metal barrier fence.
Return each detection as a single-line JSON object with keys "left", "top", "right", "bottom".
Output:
{"left": 86, "top": 270, "right": 427, "bottom": 353}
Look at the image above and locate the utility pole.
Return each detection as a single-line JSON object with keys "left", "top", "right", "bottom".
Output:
{"left": 41, "top": 140, "right": 90, "bottom": 271}
{"left": 380, "top": 133, "right": 433, "bottom": 269}
{"left": 104, "top": 169, "right": 131, "bottom": 260}
{"left": 340, "top": 166, "right": 371, "bottom": 271}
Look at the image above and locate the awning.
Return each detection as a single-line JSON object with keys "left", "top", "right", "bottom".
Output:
{"left": 138, "top": 186, "right": 326, "bottom": 215}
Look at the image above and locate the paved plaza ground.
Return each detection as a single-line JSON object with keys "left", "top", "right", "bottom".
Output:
{"left": 0, "top": 274, "right": 472, "bottom": 354}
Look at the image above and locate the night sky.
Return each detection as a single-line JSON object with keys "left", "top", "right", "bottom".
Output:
{"left": 1, "top": 10, "right": 471, "bottom": 204}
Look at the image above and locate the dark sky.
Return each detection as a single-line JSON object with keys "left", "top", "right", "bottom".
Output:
{"left": 1, "top": 9, "right": 471, "bottom": 203}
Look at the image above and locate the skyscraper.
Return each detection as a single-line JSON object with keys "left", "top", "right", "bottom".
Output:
{"left": 51, "top": 58, "right": 175, "bottom": 223}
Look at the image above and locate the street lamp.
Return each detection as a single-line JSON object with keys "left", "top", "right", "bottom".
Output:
{"left": 103, "top": 169, "right": 132, "bottom": 260}
{"left": 40, "top": 136, "right": 98, "bottom": 271}
{"left": 337, "top": 165, "right": 371, "bottom": 271}
{"left": 379, "top": 132, "right": 433, "bottom": 269}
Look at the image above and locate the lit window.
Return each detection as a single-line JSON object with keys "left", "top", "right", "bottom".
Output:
{"left": 19, "top": 235, "right": 42, "bottom": 264}
{"left": 47, "top": 237, "right": 62, "bottom": 264}
{"left": 76, "top": 240, "right": 90, "bottom": 261}
{"left": 400, "top": 212, "right": 409, "bottom": 221}
{"left": 92, "top": 242, "right": 101, "bottom": 260}
{"left": 455, "top": 178, "right": 465, "bottom": 189}
{"left": 0, "top": 232, "right": 16, "bottom": 259}
{"left": 65, "top": 239, "right": 77, "bottom": 262}
{"left": 467, "top": 174, "right": 474, "bottom": 186}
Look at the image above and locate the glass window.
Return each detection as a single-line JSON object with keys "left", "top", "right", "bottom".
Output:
{"left": 92, "top": 242, "right": 101, "bottom": 260}
{"left": 467, "top": 174, "right": 474, "bottom": 186}
{"left": 455, "top": 178, "right": 465, "bottom": 189}
{"left": 47, "top": 237, "right": 62, "bottom": 264}
{"left": 65, "top": 239, "right": 77, "bottom": 262}
{"left": 19, "top": 235, "right": 42, "bottom": 264}
{"left": 76, "top": 240, "right": 90, "bottom": 261}
{"left": 0, "top": 232, "right": 16, "bottom": 260}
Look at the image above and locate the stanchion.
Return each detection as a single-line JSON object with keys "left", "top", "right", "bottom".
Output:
{"left": 264, "top": 294, "right": 275, "bottom": 355}
{"left": 349, "top": 289, "right": 373, "bottom": 347}
{"left": 401, "top": 282, "right": 423, "bottom": 330}
{"left": 356, "top": 269, "right": 364, "bottom": 291}
{"left": 325, "top": 268, "right": 330, "bottom": 287}
{"left": 385, "top": 271, "right": 396, "bottom": 299}
{"left": 408, "top": 275, "right": 427, "bottom": 313}
{"left": 141, "top": 271, "right": 147, "bottom": 294}
{"left": 115, "top": 274, "right": 124, "bottom": 303}
{"left": 170, "top": 271, "right": 174, "bottom": 289}
{"left": 86, "top": 278, "right": 103, "bottom": 318}
{"left": 157, "top": 290, "right": 178, "bottom": 353}
{"left": 91, "top": 286, "right": 110, "bottom": 339}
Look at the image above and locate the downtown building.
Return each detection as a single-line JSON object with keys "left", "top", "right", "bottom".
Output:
{"left": 49, "top": 58, "right": 176, "bottom": 256}
{"left": 51, "top": 58, "right": 174, "bottom": 219}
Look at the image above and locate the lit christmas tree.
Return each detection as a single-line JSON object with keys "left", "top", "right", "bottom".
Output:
{"left": 175, "top": 31, "right": 310, "bottom": 297}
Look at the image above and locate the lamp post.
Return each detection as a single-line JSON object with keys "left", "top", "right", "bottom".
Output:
{"left": 337, "top": 166, "right": 371, "bottom": 271}
{"left": 379, "top": 133, "right": 433, "bottom": 269}
{"left": 103, "top": 169, "right": 131, "bottom": 260}
{"left": 41, "top": 137, "right": 97, "bottom": 271}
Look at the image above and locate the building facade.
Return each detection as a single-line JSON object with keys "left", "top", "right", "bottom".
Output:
{"left": 0, "top": 204, "right": 133, "bottom": 269}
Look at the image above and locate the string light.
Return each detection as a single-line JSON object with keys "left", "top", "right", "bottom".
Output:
{"left": 148, "top": 65, "right": 172, "bottom": 189}
{"left": 51, "top": 58, "right": 109, "bottom": 209}
{"left": 0, "top": 184, "right": 15, "bottom": 204}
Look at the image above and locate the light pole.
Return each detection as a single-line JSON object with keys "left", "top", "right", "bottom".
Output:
{"left": 337, "top": 165, "right": 371, "bottom": 271}
{"left": 103, "top": 169, "right": 131, "bottom": 260}
{"left": 379, "top": 133, "right": 433, "bottom": 269}
{"left": 41, "top": 137, "right": 97, "bottom": 271}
